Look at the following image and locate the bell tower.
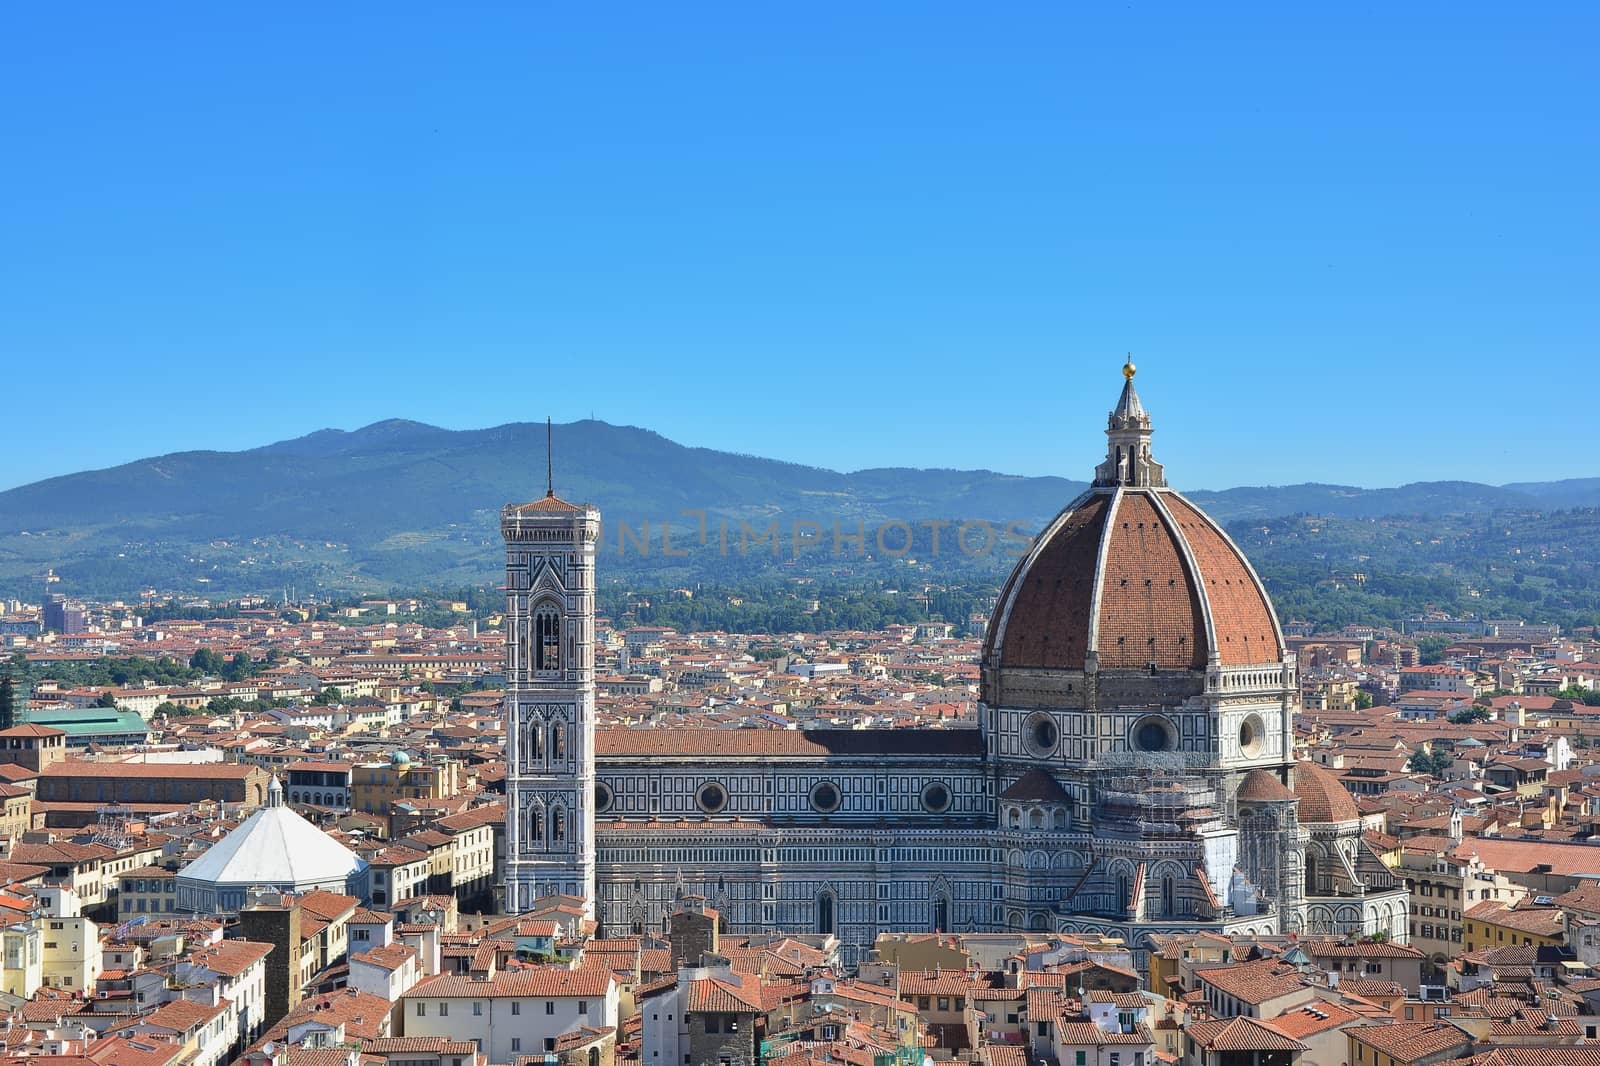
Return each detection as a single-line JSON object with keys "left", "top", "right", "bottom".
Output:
{"left": 501, "top": 480, "right": 600, "bottom": 917}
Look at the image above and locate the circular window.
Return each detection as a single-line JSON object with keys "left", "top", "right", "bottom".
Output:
{"left": 1133, "top": 716, "right": 1176, "bottom": 753}
{"left": 696, "top": 782, "right": 727, "bottom": 814}
{"left": 595, "top": 782, "right": 613, "bottom": 812}
{"left": 1024, "top": 712, "right": 1059, "bottom": 757}
{"left": 810, "top": 782, "right": 841, "bottom": 813}
{"left": 1239, "top": 714, "right": 1265, "bottom": 757}
{"left": 922, "top": 782, "right": 952, "bottom": 814}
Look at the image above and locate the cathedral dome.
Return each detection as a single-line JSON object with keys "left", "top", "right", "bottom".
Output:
{"left": 984, "top": 366, "right": 1284, "bottom": 675}
{"left": 1237, "top": 768, "right": 1297, "bottom": 803}
{"left": 1292, "top": 761, "right": 1360, "bottom": 824}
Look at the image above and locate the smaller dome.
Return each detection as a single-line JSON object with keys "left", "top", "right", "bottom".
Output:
{"left": 1236, "top": 769, "right": 1296, "bottom": 803}
{"left": 1293, "top": 762, "right": 1360, "bottom": 824}
{"left": 391, "top": 750, "right": 411, "bottom": 766}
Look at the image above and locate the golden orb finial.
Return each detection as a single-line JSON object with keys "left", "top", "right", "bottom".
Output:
{"left": 1122, "top": 354, "right": 1136, "bottom": 381}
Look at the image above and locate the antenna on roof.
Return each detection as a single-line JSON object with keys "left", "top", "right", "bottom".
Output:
{"left": 546, "top": 416, "right": 554, "bottom": 498}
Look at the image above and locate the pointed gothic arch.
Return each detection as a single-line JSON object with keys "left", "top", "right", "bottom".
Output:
{"left": 527, "top": 798, "right": 546, "bottom": 845}
{"left": 816, "top": 890, "right": 837, "bottom": 936}
{"left": 530, "top": 598, "right": 562, "bottom": 675}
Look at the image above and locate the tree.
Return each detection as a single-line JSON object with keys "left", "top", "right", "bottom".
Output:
{"left": 1354, "top": 690, "right": 1374, "bottom": 710}
{"left": 1407, "top": 749, "right": 1453, "bottom": 776}
{"left": 221, "top": 653, "right": 255, "bottom": 683}
{"left": 0, "top": 675, "right": 14, "bottom": 731}
{"left": 95, "top": 691, "right": 119, "bottom": 708}
{"left": 313, "top": 686, "right": 343, "bottom": 706}
{"left": 1449, "top": 707, "right": 1492, "bottom": 724}
{"left": 1416, "top": 636, "right": 1453, "bottom": 666}
{"left": 189, "top": 648, "right": 224, "bottom": 675}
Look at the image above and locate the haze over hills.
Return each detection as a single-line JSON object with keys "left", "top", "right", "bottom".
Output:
{"left": 2, "top": 418, "right": 1598, "bottom": 599}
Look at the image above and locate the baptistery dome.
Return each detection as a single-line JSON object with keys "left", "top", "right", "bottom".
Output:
{"left": 983, "top": 361, "right": 1284, "bottom": 695}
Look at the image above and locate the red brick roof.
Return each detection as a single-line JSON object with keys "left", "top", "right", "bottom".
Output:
{"left": 133, "top": 997, "right": 228, "bottom": 1033}
{"left": 1237, "top": 769, "right": 1297, "bottom": 803}
{"left": 1187, "top": 1016, "right": 1309, "bottom": 1052}
{"left": 409, "top": 967, "right": 612, "bottom": 998}
{"left": 507, "top": 493, "right": 589, "bottom": 514}
{"left": 185, "top": 939, "right": 273, "bottom": 977}
{"left": 352, "top": 943, "right": 416, "bottom": 972}
{"left": 1192, "top": 959, "right": 1306, "bottom": 1004}
{"left": 686, "top": 975, "right": 764, "bottom": 1012}
{"left": 1348, "top": 1023, "right": 1470, "bottom": 1063}
{"left": 999, "top": 769, "right": 1071, "bottom": 803}
{"left": 362, "top": 1037, "right": 479, "bottom": 1054}
{"left": 1294, "top": 761, "right": 1360, "bottom": 823}
{"left": 0, "top": 724, "right": 66, "bottom": 738}
{"left": 1261, "top": 1000, "right": 1364, "bottom": 1038}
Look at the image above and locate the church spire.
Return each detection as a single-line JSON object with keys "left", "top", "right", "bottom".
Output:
{"left": 1093, "top": 356, "right": 1166, "bottom": 488}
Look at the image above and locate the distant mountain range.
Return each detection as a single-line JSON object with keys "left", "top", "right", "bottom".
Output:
{"left": 2, "top": 419, "right": 1597, "bottom": 598}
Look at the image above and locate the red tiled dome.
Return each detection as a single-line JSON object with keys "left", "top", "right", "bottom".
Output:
{"left": 1292, "top": 761, "right": 1360, "bottom": 824}
{"left": 983, "top": 486, "right": 1282, "bottom": 672}
{"left": 1237, "top": 769, "right": 1297, "bottom": 803}
{"left": 983, "top": 367, "right": 1284, "bottom": 678}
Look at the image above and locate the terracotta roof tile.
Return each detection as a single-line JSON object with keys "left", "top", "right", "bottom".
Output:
{"left": 1163, "top": 494, "right": 1282, "bottom": 666}
{"left": 1096, "top": 492, "right": 1208, "bottom": 670}
{"left": 1294, "top": 761, "right": 1360, "bottom": 823}
{"left": 990, "top": 493, "right": 1109, "bottom": 669}
{"left": 1187, "top": 1016, "right": 1308, "bottom": 1052}
{"left": 1348, "top": 1023, "right": 1470, "bottom": 1063}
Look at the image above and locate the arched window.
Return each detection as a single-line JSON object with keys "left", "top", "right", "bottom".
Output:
{"left": 529, "top": 803, "right": 544, "bottom": 844}
{"left": 933, "top": 896, "right": 950, "bottom": 933}
{"left": 552, "top": 722, "right": 566, "bottom": 759}
{"left": 1162, "top": 875, "right": 1176, "bottom": 918}
{"left": 533, "top": 603, "right": 561, "bottom": 673}
{"left": 816, "top": 892, "right": 836, "bottom": 936}
{"left": 1305, "top": 854, "right": 1318, "bottom": 896}
{"left": 551, "top": 805, "right": 566, "bottom": 843}
{"left": 530, "top": 722, "right": 545, "bottom": 761}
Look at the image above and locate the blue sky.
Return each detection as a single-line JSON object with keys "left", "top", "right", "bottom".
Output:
{"left": 2, "top": 3, "right": 1595, "bottom": 492}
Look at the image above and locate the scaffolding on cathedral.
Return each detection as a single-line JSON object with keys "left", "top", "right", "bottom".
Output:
{"left": 1097, "top": 761, "right": 1226, "bottom": 839}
